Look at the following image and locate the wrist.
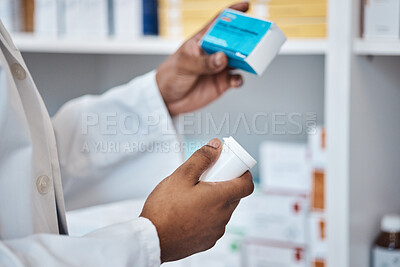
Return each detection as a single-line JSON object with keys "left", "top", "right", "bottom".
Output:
{"left": 155, "top": 68, "right": 178, "bottom": 117}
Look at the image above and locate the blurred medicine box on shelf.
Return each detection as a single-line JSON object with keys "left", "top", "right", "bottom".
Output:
{"left": 308, "top": 212, "right": 327, "bottom": 262}
{"left": 243, "top": 240, "right": 307, "bottom": 267}
{"left": 308, "top": 126, "right": 327, "bottom": 169}
{"left": 248, "top": 193, "right": 309, "bottom": 244}
{"left": 259, "top": 142, "right": 311, "bottom": 194}
{"left": 363, "top": 0, "right": 400, "bottom": 40}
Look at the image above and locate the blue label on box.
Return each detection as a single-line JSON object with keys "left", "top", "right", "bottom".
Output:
{"left": 200, "top": 9, "right": 272, "bottom": 74}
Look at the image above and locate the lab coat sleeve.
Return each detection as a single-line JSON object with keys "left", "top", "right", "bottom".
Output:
{"left": 0, "top": 217, "right": 161, "bottom": 267}
{"left": 52, "top": 71, "right": 184, "bottom": 210}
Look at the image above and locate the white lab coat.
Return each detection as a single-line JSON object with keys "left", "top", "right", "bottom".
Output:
{"left": 0, "top": 21, "right": 183, "bottom": 266}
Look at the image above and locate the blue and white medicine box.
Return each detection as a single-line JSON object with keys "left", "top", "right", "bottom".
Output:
{"left": 200, "top": 9, "right": 286, "bottom": 76}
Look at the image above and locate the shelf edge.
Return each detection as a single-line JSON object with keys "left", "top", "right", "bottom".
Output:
{"left": 12, "top": 34, "right": 327, "bottom": 56}
{"left": 354, "top": 38, "right": 400, "bottom": 56}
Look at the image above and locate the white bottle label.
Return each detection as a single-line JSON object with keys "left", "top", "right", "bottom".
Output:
{"left": 373, "top": 246, "right": 400, "bottom": 267}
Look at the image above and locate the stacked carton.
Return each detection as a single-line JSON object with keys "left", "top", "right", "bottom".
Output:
{"left": 257, "top": 127, "right": 327, "bottom": 267}
{"left": 256, "top": 141, "right": 311, "bottom": 267}
{"left": 1, "top": 0, "right": 149, "bottom": 38}
{"left": 308, "top": 126, "right": 327, "bottom": 267}
{"left": 158, "top": 0, "right": 237, "bottom": 38}
{"left": 249, "top": 0, "right": 327, "bottom": 38}
{"left": 62, "top": 0, "right": 109, "bottom": 38}
{"left": 0, "top": 0, "right": 19, "bottom": 32}
{"left": 242, "top": 193, "right": 309, "bottom": 267}
{"left": 363, "top": 0, "right": 400, "bottom": 40}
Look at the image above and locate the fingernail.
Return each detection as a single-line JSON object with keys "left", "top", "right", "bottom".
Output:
{"left": 231, "top": 76, "right": 243, "bottom": 87}
{"left": 207, "top": 139, "right": 221, "bottom": 149}
{"left": 213, "top": 53, "right": 224, "bottom": 68}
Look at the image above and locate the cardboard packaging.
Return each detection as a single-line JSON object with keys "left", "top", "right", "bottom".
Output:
{"left": 267, "top": 0, "right": 326, "bottom": 4}
{"left": 64, "top": 0, "right": 108, "bottom": 37}
{"left": 81, "top": 0, "right": 108, "bottom": 37}
{"left": 0, "top": 0, "right": 14, "bottom": 31}
{"left": 310, "top": 169, "right": 325, "bottom": 211}
{"left": 243, "top": 240, "right": 307, "bottom": 267}
{"left": 309, "top": 213, "right": 327, "bottom": 266}
{"left": 63, "top": 0, "right": 81, "bottom": 36}
{"left": 113, "top": 0, "right": 142, "bottom": 38}
{"left": 308, "top": 126, "right": 326, "bottom": 212}
{"left": 158, "top": 0, "right": 238, "bottom": 38}
{"left": 308, "top": 126, "right": 327, "bottom": 169}
{"left": 243, "top": 193, "right": 309, "bottom": 244}
{"left": 34, "top": 0, "right": 58, "bottom": 36}
{"left": 142, "top": 0, "right": 158, "bottom": 35}
{"left": 260, "top": 142, "right": 311, "bottom": 194}
{"left": 22, "top": 0, "right": 34, "bottom": 32}
{"left": 276, "top": 21, "right": 326, "bottom": 38}
{"left": 199, "top": 8, "right": 286, "bottom": 75}
{"left": 312, "top": 259, "right": 326, "bottom": 267}
{"left": 249, "top": 0, "right": 327, "bottom": 38}
{"left": 364, "top": 0, "right": 400, "bottom": 39}
{"left": 267, "top": 3, "right": 327, "bottom": 19}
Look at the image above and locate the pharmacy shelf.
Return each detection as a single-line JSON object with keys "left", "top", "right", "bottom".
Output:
{"left": 281, "top": 38, "right": 327, "bottom": 55}
{"left": 354, "top": 38, "right": 400, "bottom": 56}
{"left": 12, "top": 34, "right": 327, "bottom": 55}
{"left": 13, "top": 34, "right": 182, "bottom": 55}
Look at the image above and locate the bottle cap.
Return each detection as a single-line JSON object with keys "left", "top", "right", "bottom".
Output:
{"left": 223, "top": 136, "right": 257, "bottom": 169}
{"left": 381, "top": 214, "right": 400, "bottom": 233}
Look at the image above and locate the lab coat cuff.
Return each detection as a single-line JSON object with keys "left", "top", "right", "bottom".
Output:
{"left": 142, "top": 71, "right": 185, "bottom": 153}
{"left": 142, "top": 70, "right": 184, "bottom": 154}
{"left": 137, "top": 217, "right": 162, "bottom": 267}
{"left": 144, "top": 70, "right": 169, "bottom": 118}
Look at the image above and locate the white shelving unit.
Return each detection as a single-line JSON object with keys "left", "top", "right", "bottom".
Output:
{"left": 327, "top": 1, "right": 400, "bottom": 267}
{"left": 13, "top": 34, "right": 327, "bottom": 55}
{"left": 354, "top": 38, "right": 400, "bottom": 55}
{"left": 14, "top": 34, "right": 182, "bottom": 55}
{"left": 13, "top": 1, "right": 400, "bottom": 266}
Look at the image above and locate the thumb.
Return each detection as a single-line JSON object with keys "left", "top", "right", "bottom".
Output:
{"left": 181, "top": 51, "right": 228, "bottom": 75}
{"left": 175, "top": 139, "right": 222, "bottom": 185}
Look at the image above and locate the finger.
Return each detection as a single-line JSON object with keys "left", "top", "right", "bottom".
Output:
{"left": 193, "top": 2, "right": 250, "bottom": 41}
{"left": 217, "top": 171, "right": 254, "bottom": 201}
{"left": 229, "top": 74, "right": 244, "bottom": 88}
{"left": 175, "top": 139, "right": 223, "bottom": 185}
{"left": 213, "top": 72, "right": 244, "bottom": 95}
{"left": 179, "top": 51, "right": 228, "bottom": 75}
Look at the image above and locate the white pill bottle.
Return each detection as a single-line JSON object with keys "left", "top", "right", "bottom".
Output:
{"left": 200, "top": 136, "right": 257, "bottom": 182}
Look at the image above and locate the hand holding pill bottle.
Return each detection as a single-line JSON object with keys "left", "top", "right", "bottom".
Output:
{"left": 141, "top": 138, "right": 254, "bottom": 262}
{"left": 200, "top": 136, "right": 257, "bottom": 182}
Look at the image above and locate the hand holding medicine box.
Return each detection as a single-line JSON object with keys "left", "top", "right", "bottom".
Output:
{"left": 199, "top": 9, "right": 286, "bottom": 76}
